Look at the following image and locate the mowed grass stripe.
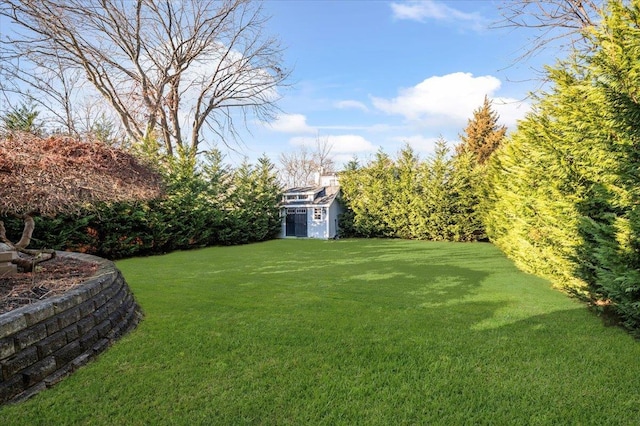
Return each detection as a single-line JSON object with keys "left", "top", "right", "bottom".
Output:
{"left": 2, "top": 239, "right": 640, "bottom": 425}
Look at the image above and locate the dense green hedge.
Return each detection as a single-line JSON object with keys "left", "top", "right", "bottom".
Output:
{"left": 2, "top": 152, "right": 282, "bottom": 259}
{"left": 339, "top": 142, "right": 485, "bottom": 242}
{"left": 485, "top": 1, "right": 640, "bottom": 335}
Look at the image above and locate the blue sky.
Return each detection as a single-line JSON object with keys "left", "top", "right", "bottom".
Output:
{"left": 237, "top": 0, "right": 555, "bottom": 167}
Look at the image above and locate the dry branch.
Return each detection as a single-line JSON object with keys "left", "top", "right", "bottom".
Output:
{"left": 0, "top": 132, "right": 163, "bottom": 217}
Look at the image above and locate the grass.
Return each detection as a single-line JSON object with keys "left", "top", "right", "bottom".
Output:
{"left": 2, "top": 239, "right": 640, "bottom": 425}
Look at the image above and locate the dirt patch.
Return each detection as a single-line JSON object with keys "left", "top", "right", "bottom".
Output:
{"left": 0, "top": 256, "right": 99, "bottom": 314}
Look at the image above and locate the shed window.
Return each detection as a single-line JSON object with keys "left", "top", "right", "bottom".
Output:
{"left": 313, "top": 208, "right": 322, "bottom": 220}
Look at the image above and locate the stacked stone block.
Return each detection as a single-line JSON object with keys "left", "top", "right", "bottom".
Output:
{"left": 0, "top": 251, "right": 17, "bottom": 276}
{"left": 0, "top": 252, "right": 142, "bottom": 405}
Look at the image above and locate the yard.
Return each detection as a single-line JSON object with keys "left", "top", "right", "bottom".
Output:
{"left": 2, "top": 239, "right": 639, "bottom": 424}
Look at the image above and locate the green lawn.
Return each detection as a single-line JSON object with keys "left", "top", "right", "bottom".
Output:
{"left": 2, "top": 239, "right": 640, "bottom": 425}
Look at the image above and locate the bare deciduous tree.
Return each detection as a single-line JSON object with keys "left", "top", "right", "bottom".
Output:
{"left": 279, "top": 145, "right": 315, "bottom": 189}
{"left": 496, "top": 0, "right": 602, "bottom": 61}
{"left": 0, "top": 47, "right": 86, "bottom": 137}
{"left": 0, "top": 0, "right": 289, "bottom": 161}
{"left": 313, "top": 135, "right": 336, "bottom": 175}
{"left": 279, "top": 134, "right": 335, "bottom": 188}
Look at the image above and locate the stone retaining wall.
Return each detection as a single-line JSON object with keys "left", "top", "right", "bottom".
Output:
{"left": 0, "top": 252, "right": 142, "bottom": 405}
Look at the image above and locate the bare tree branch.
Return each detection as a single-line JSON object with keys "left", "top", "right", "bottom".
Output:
{"left": 0, "top": 0, "right": 289, "bottom": 160}
{"left": 495, "top": 0, "right": 602, "bottom": 63}
{"left": 278, "top": 134, "right": 335, "bottom": 188}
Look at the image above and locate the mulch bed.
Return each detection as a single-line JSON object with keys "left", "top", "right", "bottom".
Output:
{"left": 0, "top": 257, "right": 99, "bottom": 315}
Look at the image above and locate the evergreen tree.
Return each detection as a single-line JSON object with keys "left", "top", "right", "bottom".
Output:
{"left": 420, "top": 139, "right": 454, "bottom": 240}
{"left": 227, "top": 160, "right": 254, "bottom": 244}
{"left": 388, "top": 145, "right": 421, "bottom": 239}
{"left": 457, "top": 95, "right": 507, "bottom": 165}
{"left": 1, "top": 102, "right": 42, "bottom": 135}
{"left": 250, "top": 155, "right": 283, "bottom": 242}
{"left": 574, "top": 0, "right": 640, "bottom": 331}
{"left": 483, "top": 104, "right": 585, "bottom": 291}
{"left": 340, "top": 150, "right": 395, "bottom": 237}
{"left": 227, "top": 156, "right": 282, "bottom": 244}
{"left": 485, "top": 0, "right": 640, "bottom": 332}
{"left": 202, "top": 148, "right": 233, "bottom": 207}
{"left": 449, "top": 150, "right": 485, "bottom": 241}
{"left": 344, "top": 157, "right": 360, "bottom": 172}
{"left": 201, "top": 148, "right": 234, "bottom": 244}
{"left": 419, "top": 139, "right": 483, "bottom": 242}
{"left": 159, "top": 153, "right": 214, "bottom": 249}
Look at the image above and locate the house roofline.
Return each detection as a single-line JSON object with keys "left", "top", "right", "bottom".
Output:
{"left": 282, "top": 186, "right": 324, "bottom": 194}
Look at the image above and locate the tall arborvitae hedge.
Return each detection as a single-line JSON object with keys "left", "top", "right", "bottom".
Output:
{"left": 485, "top": 1, "right": 640, "bottom": 334}
{"left": 1, "top": 150, "right": 283, "bottom": 259}
{"left": 340, "top": 141, "right": 484, "bottom": 242}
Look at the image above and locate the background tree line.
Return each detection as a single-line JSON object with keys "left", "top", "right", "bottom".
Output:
{"left": 338, "top": 96, "right": 505, "bottom": 242}
{"left": 338, "top": 144, "right": 484, "bottom": 242}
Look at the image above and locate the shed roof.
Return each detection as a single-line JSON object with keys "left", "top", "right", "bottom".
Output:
{"left": 283, "top": 186, "right": 323, "bottom": 194}
{"left": 282, "top": 185, "right": 340, "bottom": 207}
{"left": 313, "top": 190, "right": 339, "bottom": 205}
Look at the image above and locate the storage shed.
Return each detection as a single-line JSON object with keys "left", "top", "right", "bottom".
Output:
{"left": 280, "top": 175, "right": 342, "bottom": 239}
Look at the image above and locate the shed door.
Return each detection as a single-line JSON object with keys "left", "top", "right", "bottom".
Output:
{"left": 285, "top": 208, "right": 307, "bottom": 237}
{"left": 295, "top": 208, "right": 307, "bottom": 237}
{"left": 285, "top": 209, "right": 296, "bottom": 236}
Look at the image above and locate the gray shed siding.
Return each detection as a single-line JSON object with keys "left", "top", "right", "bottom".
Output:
{"left": 328, "top": 199, "right": 342, "bottom": 238}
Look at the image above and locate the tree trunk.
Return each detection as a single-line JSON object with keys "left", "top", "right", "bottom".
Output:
{"left": 0, "top": 214, "right": 56, "bottom": 272}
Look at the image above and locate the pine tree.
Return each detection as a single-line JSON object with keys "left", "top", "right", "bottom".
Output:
{"left": 458, "top": 95, "right": 507, "bottom": 165}
{"left": 1, "top": 102, "right": 42, "bottom": 135}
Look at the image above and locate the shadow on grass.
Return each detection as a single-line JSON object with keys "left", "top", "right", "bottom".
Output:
{"left": 247, "top": 239, "right": 492, "bottom": 310}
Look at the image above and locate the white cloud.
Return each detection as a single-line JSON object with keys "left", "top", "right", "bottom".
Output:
{"left": 390, "top": 1, "right": 487, "bottom": 31}
{"left": 290, "top": 134, "right": 376, "bottom": 154}
{"left": 335, "top": 100, "right": 369, "bottom": 112}
{"left": 330, "top": 135, "right": 377, "bottom": 153}
{"left": 267, "top": 113, "right": 315, "bottom": 133}
{"left": 371, "top": 72, "right": 528, "bottom": 128}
